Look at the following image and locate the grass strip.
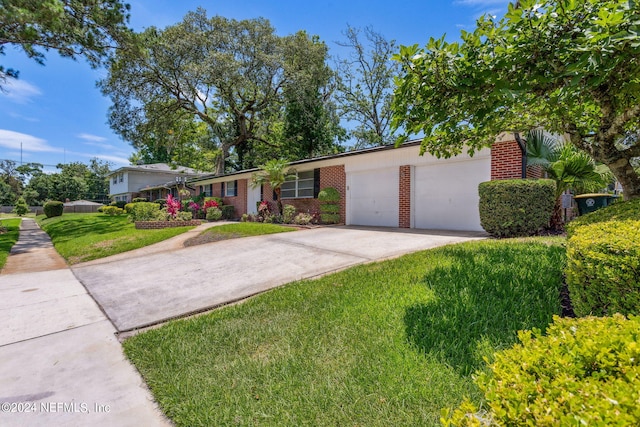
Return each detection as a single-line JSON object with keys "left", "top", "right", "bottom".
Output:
{"left": 37, "top": 213, "right": 195, "bottom": 264}
{"left": 184, "top": 222, "right": 296, "bottom": 246}
{"left": 124, "top": 237, "right": 565, "bottom": 426}
{"left": 0, "top": 219, "right": 21, "bottom": 270}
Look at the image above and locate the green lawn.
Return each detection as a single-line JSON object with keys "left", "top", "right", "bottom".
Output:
{"left": 124, "top": 237, "right": 566, "bottom": 426}
{"left": 0, "top": 219, "right": 21, "bottom": 270}
{"left": 184, "top": 222, "right": 296, "bottom": 246}
{"left": 37, "top": 213, "right": 196, "bottom": 264}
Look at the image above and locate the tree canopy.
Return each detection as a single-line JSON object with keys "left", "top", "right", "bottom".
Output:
{"left": 100, "top": 9, "right": 344, "bottom": 174}
{"left": 392, "top": 0, "right": 640, "bottom": 199}
{"left": 0, "top": 0, "right": 131, "bottom": 87}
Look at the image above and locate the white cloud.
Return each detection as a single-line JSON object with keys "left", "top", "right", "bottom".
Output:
{"left": 0, "top": 129, "right": 61, "bottom": 153}
{"left": 77, "top": 133, "right": 108, "bottom": 143}
{"left": 0, "top": 79, "right": 42, "bottom": 104}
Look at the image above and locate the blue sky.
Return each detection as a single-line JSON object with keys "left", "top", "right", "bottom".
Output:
{"left": 0, "top": 0, "right": 508, "bottom": 173}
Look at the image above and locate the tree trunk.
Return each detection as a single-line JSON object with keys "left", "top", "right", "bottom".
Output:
{"left": 605, "top": 157, "right": 640, "bottom": 200}
{"left": 549, "top": 197, "right": 564, "bottom": 231}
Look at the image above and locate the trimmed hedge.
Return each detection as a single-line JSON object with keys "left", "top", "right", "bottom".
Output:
{"left": 566, "top": 219, "right": 640, "bottom": 316}
{"left": 318, "top": 187, "right": 341, "bottom": 224}
{"left": 43, "top": 201, "right": 64, "bottom": 218}
{"left": 567, "top": 197, "right": 640, "bottom": 237}
{"left": 478, "top": 179, "right": 556, "bottom": 237}
{"left": 129, "top": 202, "right": 161, "bottom": 222}
{"left": 102, "top": 206, "right": 124, "bottom": 216}
{"left": 443, "top": 314, "right": 640, "bottom": 426}
{"left": 221, "top": 205, "right": 235, "bottom": 220}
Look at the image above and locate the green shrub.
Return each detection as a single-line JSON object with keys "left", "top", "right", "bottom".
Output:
{"left": 124, "top": 203, "right": 135, "bottom": 214}
{"left": 97, "top": 206, "right": 105, "bottom": 213}
{"left": 102, "top": 206, "right": 124, "bottom": 216}
{"left": 43, "top": 201, "right": 64, "bottom": 218}
{"left": 206, "top": 196, "right": 224, "bottom": 206}
{"left": 318, "top": 186, "right": 341, "bottom": 224}
{"left": 176, "top": 211, "right": 193, "bottom": 221}
{"left": 282, "top": 204, "right": 296, "bottom": 223}
{"left": 443, "top": 314, "right": 640, "bottom": 427}
{"left": 110, "top": 200, "right": 127, "bottom": 209}
{"left": 130, "top": 202, "right": 161, "bottom": 222}
{"left": 221, "top": 205, "right": 235, "bottom": 220}
{"left": 566, "top": 219, "right": 640, "bottom": 317}
{"left": 478, "top": 179, "right": 556, "bottom": 237}
{"left": 206, "top": 207, "right": 222, "bottom": 221}
{"left": 293, "top": 212, "right": 313, "bottom": 225}
{"left": 131, "top": 197, "right": 147, "bottom": 203}
{"left": 567, "top": 197, "right": 640, "bottom": 238}
{"left": 153, "top": 198, "right": 167, "bottom": 207}
{"left": 13, "top": 197, "right": 29, "bottom": 216}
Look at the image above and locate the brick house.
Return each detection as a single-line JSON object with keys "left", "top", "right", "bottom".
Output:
{"left": 190, "top": 134, "right": 525, "bottom": 232}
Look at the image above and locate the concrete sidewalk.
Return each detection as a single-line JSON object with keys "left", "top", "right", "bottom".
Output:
{"left": 0, "top": 218, "right": 170, "bottom": 427}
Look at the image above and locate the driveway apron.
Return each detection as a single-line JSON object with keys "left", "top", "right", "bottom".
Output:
{"left": 0, "top": 218, "right": 170, "bottom": 427}
{"left": 72, "top": 226, "right": 485, "bottom": 332}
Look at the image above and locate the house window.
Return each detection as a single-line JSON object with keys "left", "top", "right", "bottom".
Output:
{"left": 224, "top": 180, "right": 237, "bottom": 197}
{"left": 119, "top": 173, "right": 124, "bottom": 183}
{"left": 201, "top": 184, "right": 213, "bottom": 197}
{"left": 113, "top": 175, "right": 117, "bottom": 184}
{"left": 281, "top": 170, "right": 314, "bottom": 199}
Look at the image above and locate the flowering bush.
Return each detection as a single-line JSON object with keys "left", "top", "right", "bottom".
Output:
{"left": 166, "top": 194, "right": 181, "bottom": 219}
{"left": 188, "top": 201, "right": 201, "bottom": 216}
{"left": 203, "top": 199, "right": 219, "bottom": 213}
{"left": 258, "top": 200, "right": 270, "bottom": 220}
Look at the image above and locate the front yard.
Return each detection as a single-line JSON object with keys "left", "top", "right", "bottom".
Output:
{"left": 124, "top": 237, "right": 565, "bottom": 426}
{"left": 0, "top": 218, "right": 21, "bottom": 269}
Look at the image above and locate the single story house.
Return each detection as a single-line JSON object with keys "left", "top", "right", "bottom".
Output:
{"left": 189, "top": 134, "right": 526, "bottom": 232}
{"left": 108, "top": 163, "right": 206, "bottom": 203}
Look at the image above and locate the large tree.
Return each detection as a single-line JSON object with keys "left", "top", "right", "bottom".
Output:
{"left": 101, "top": 9, "right": 339, "bottom": 174}
{"left": 0, "top": 0, "right": 131, "bottom": 87}
{"left": 392, "top": 0, "right": 640, "bottom": 199}
{"left": 335, "top": 25, "right": 399, "bottom": 149}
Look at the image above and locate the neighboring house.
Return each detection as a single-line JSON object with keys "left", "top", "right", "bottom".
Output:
{"left": 190, "top": 134, "right": 525, "bottom": 232}
{"left": 108, "top": 163, "right": 206, "bottom": 203}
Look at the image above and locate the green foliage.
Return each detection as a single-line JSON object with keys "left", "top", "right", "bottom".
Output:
{"left": 129, "top": 202, "right": 161, "bottom": 222}
{"left": 478, "top": 179, "right": 556, "bottom": 237}
{"left": 221, "top": 205, "right": 235, "bottom": 220}
{"left": 102, "top": 206, "right": 124, "bottom": 216}
{"left": 293, "top": 212, "right": 313, "bottom": 225}
{"left": 123, "top": 203, "right": 135, "bottom": 214}
{"left": 0, "top": 0, "right": 131, "bottom": 90}
{"left": 567, "top": 198, "right": 640, "bottom": 237}
{"left": 131, "top": 197, "right": 147, "bottom": 203}
{"left": 110, "top": 200, "right": 127, "bottom": 209}
{"left": 206, "top": 197, "right": 223, "bottom": 206}
{"left": 43, "top": 200, "right": 64, "bottom": 218}
{"left": 282, "top": 204, "right": 296, "bottom": 224}
{"left": 318, "top": 186, "right": 341, "bottom": 224}
{"left": 335, "top": 25, "right": 399, "bottom": 149}
{"left": 0, "top": 219, "right": 20, "bottom": 270}
{"left": 443, "top": 314, "right": 640, "bottom": 427}
{"left": 13, "top": 197, "right": 29, "bottom": 216}
{"left": 176, "top": 211, "right": 193, "bottom": 221}
{"left": 252, "top": 159, "right": 296, "bottom": 213}
{"left": 566, "top": 220, "right": 640, "bottom": 317}
{"left": 206, "top": 207, "right": 222, "bottom": 221}
{"left": 392, "top": 0, "right": 640, "bottom": 198}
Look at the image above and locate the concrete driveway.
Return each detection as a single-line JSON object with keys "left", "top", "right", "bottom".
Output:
{"left": 72, "top": 226, "right": 485, "bottom": 332}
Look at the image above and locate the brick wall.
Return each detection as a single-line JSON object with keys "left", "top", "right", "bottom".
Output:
{"left": 135, "top": 220, "right": 203, "bottom": 229}
{"left": 526, "top": 164, "right": 544, "bottom": 179}
{"left": 222, "top": 179, "right": 247, "bottom": 219}
{"left": 491, "top": 140, "right": 524, "bottom": 180}
{"left": 399, "top": 165, "right": 411, "bottom": 228}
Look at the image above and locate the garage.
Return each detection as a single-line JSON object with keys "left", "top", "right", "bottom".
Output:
{"left": 347, "top": 168, "right": 399, "bottom": 227}
{"left": 413, "top": 157, "right": 490, "bottom": 231}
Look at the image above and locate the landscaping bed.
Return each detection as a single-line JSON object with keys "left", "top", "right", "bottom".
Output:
{"left": 183, "top": 223, "right": 296, "bottom": 247}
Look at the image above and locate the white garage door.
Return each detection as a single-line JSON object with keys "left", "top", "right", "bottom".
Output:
{"left": 348, "top": 168, "right": 399, "bottom": 227}
{"left": 414, "top": 158, "right": 490, "bottom": 231}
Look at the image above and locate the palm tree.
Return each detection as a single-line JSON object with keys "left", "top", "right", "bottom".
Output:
{"left": 526, "top": 129, "right": 613, "bottom": 228}
{"left": 251, "top": 159, "right": 297, "bottom": 214}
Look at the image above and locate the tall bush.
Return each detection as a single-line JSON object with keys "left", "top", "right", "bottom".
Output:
{"left": 13, "top": 197, "right": 29, "bottom": 216}
{"left": 43, "top": 201, "right": 64, "bottom": 218}
{"left": 129, "top": 202, "right": 161, "bottom": 222}
{"left": 478, "top": 179, "right": 555, "bottom": 237}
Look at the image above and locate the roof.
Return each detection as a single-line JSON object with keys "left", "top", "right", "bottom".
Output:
{"left": 63, "top": 200, "right": 104, "bottom": 206}
{"left": 108, "top": 163, "right": 205, "bottom": 176}
{"left": 190, "top": 140, "right": 423, "bottom": 182}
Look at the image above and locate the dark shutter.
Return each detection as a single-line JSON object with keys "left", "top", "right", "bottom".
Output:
{"left": 260, "top": 185, "right": 263, "bottom": 201}
{"left": 234, "top": 180, "right": 238, "bottom": 197}
{"left": 313, "top": 168, "right": 320, "bottom": 198}
{"left": 208, "top": 184, "right": 213, "bottom": 197}
{"left": 273, "top": 190, "right": 277, "bottom": 200}
{"left": 221, "top": 182, "right": 225, "bottom": 197}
